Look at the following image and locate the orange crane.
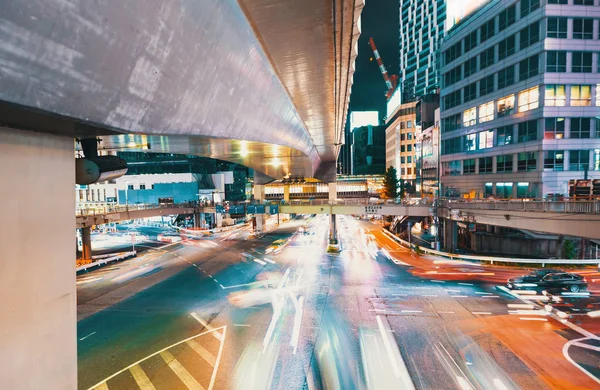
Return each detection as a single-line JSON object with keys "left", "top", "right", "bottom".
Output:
{"left": 368, "top": 37, "right": 398, "bottom": 100}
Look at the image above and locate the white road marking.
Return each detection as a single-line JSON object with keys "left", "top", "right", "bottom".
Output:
{"left": 482, "top": 295, "right": 500, "bottom": 298}
{"left": 219, "top": 284, "right": 224, "bottom": 289}
{"left": 437, "top": 311, "right": 455, "bottom": 314}
{"left": 209, "top": 326, "right": 227, "bottom": 390}
{"left": 86, "top": 327, "right": 225, "bottom": 390}
{"left": 519, "top": 317, "right": 547, "bottom": 321}
{"left": 234, "top": 324, "right": 251, "bottom": 327}
{"left": 129, "top": 365, "right": 156, "bottom": 390}
{"left": 451, "top": 295, "right": 469, "bottom": 298}
{"left": 401, "top": 310, "right": 423, "bottom": 313}
{"left": 458, "top": 283, "right": 473, "bottom": 286}
{"left": 253, "top": 258, "right": 267, "bottom": 266}
{"left": 160, "top": 350, "right": 205, "bottom": 390}
{"left": 190, "top": 312, "right": 223, "bottom": 340}
{"left": 79, "top": 332, "right": 96, "bottom": 341}
{"left": 563, "top": 337, "right": 600, "bottom": 386}
{"left": 445, "top": 289, "right": 461, "bottom": 293}
{"left": 431, "top": 280, "right": 445, "bottom": 283}
{"left": 77, "top": 276, "right": 104, "bottom": 285}
{"left": 422, "top": 295, "right": 438, "bottom": 297}
{"left": 263, "top": 258, "right": 276, "bottom": 264}
{"left": 471, "top": 312, "right": 492, "bottom": 315}
{"left": 187, "top": 339, "right": 216, "bottom": 367}
{"left": 475, "top": 292, "right": 493, "bottom": 295}
{"left": 507, "top": 303, "right": 535, "bottom": 309}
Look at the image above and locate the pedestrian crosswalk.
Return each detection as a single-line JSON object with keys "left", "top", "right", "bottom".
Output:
{"left": 90, "top": 326, "right": 225, "bottom": 390}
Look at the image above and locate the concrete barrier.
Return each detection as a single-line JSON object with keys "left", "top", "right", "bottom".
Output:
{"left": 76, "top": 251, "right": 137, "bottom": 273}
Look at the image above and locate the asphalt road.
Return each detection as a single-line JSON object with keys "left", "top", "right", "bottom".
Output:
{"left": 77, "top": 215, "right": 600, "bottom": 389}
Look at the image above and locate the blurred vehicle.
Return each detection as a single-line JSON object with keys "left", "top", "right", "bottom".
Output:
{"left": 265, "top": 238, "right": 288, "bottom": 254}
{"left": 157, "top": 234, "right": 182, "bottom": 243}
{"left": 537, "top": 273, "right": 587, "bottom": 293}
{"left": 507, "top": 269, "right": 562, "bottom": 289}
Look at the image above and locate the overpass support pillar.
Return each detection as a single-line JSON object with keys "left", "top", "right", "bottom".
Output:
{"left": 328, "top": 183, "right": 337, "bottom": 204}
{"left": 329, "top": 214, "right": 337, "bottom": 244}
{"left": 81, "top": 227, "right": 92, "bottom": 261}
{"left": 253, "top": 184, "right": 265, "bottom": 203}
{"left": 443, "top": 219, "right": 458, "bottom": 253}
{"left": 283, "top": 185, "right": 290, "bottom": 203}
{"left": 0, "top": 127, "right": 76, "bottom": 388}
{"left": 193, "top": 212, "right": 205, "bottom": 229}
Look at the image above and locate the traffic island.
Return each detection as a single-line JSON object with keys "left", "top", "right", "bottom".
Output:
{"left": 327, "top": 238, "right": 341, "bottom": 253}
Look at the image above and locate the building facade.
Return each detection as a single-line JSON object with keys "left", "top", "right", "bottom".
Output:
{"left": 386, "top": 101, "right": 418, "bottom": 184}
{"left": 439, "top": 0, "right": 600, "bottom": 199}
{"left": 352, "top": 125, "right": 386, "bottom": 175}
{"left": 399, "top": 0, "right": 447, "bottom": 101}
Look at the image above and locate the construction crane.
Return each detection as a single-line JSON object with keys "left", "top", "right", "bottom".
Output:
{"left": 368, "top": 37, "right": 398, "bottom": 100}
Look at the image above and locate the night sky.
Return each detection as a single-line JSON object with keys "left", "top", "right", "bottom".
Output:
{"left": 349, "top": 0, "right": 399, "bottom": 122}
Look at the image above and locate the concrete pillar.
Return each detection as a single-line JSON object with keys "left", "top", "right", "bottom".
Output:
{"left": 0, "top": 127, "right": 76, "bottom": 388}
{"left": 215, "top": 213, "right": 223, "bottom": 228}
{"left": 329, "top": 214, "right": 337, "bottom": 243}
{"left": 283, "top": 185, "right": 290, "bottom": 203}
{"left": 81, "top": 227, "right": 92, "bottom": 261}
{"left": 328, "top": 182, "right": 337, "bottom": 204}
{"left": 443, "top": 218, "right": 458, "bottom": 253}
{"left": 253, "top": 184, "right": 265, "bottom": 202}
{"left": 193, "top": 212, "right": 203, "bottom": 229}
{"left": 255, "top": 214, "right": 266, "bottom": 234}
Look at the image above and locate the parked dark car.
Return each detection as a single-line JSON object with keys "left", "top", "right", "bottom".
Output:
{"left": 507, "top": 269, "right": 562, "bottom": 289}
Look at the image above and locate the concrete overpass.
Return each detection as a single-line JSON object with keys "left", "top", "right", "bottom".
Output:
{"left": 439, "top": 199, "right": 600, "bottom": 241}
{"left": 0, "top": 1, "right": 364, "bottom": 387}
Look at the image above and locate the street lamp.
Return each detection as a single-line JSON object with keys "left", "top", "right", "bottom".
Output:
{"left": 125, "top": 180, "right": 130, "bottom": 209}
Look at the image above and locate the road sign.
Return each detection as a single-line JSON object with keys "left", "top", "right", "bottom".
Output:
{"left": 247, "top": 204, "right": 256, "bottom": 214}
{"left": 230, "top": 205, "right": 245, "bottom": 215}
{"left": 216, "top": 205, "right": 225, "bottom": 213}
{"left": 269, "top": 204, "right": 279, "bottom": 214}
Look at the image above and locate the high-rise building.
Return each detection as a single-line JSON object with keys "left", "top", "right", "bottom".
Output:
{"left": 439, "top": 0, "right": 600, "bottom": 199}
{"left": 399, "top": 0, "right": 447, "bottom": 101}
{"left": 352, "top": 125, "right": 386, "bottom": 175}
{"left": 385, "top": 101, "right": 418, "bottom": 183}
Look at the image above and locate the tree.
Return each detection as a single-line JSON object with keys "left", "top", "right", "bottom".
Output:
{"left": 381, "top": 166, "right": 402, "bottom": 199}
{"left": 562, "top": 240, "right": 577, "bottom": 259}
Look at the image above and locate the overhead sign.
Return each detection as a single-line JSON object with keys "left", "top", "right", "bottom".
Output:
{"left": 364, "top": 205, "right": 383, "bottom": 214}
{"left": 229, "top": 205, "right": 245, "bottom": 215}
{"left": 216, "top": 205, "right": 225, "bottom": 213}
{"left": 386, "top": 88, "right": 401, "bottom": 120}
{"left": 247, "top": 204, "right": 266, "bottom": 214}
{"left": 350, "top": 111, "right": 379, "bottom": 131}
{"left": 269, "top": 204, "right": 279, "bottom": 214}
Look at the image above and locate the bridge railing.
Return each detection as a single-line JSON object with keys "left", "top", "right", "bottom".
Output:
{"left": 76, "top": 202, "right": 198, "bottom": 217}
{"left": 282, "top": 198, "right": 433, "bottom": 206}
{"left": 442, "top": 198, "right": 600, "bottom": 214}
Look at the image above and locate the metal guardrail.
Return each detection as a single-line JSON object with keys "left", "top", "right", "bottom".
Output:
{"left": 283, "top": 198, "right": 433, "bottom": 206}
{"left": 441, "top": 199, "right": 600, "bottom": 214}
{"left": 382, "top": 229, "right": 600, "bottom": 266}
{"left": 76, "top": 251, "right": 137, "bottom": 272}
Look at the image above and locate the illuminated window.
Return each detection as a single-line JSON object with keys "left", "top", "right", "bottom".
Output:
{"left": 597, "top": 84, "right": 600, "bottom": 106}
{"left": 496, "top": 182, "right": 513, "bottom": 198}
{"left": 544, "top": 151, "right": 564, "bottom": 171}
{"left": 545, "top": 85, "right": 566, "bottom": 106}
{"left": 497, "top": 95, "right": 515, "bottom": 117}
{"left": 478, "top": 130, "right": 494, "bottom": 150}
{"left": 518, "top": 86, "right": 539, "bottom": 112}
{"left": 465, "top": 133, "right": 477, "bottom": 151}
{"left": 594, "top": 149, "right": 600, "bottom": 171}
{"left": 463, "top": 107, "right": 477, "bottom": 127}
{"left": 479, "top": 102, "right": 494, "bottom": 123}
{"left": 496, "top": 125, "right": 513, "bottom": 146}
{"left": 571, "top": 85, "right": 591, "bottom": 106}
{"left": 544, "top": 118, "right": 565, "bottom": 139}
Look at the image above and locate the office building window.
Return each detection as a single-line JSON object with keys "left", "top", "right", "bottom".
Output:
{"left": 544, "top": 151, "right": 564, "bottom": 171}
{"left": 464, "top": 31, "right": 478, "bottom": 53}
{"left": 465, "top": 133, "right": 477, "bottom": 151}
{"left": 445, "top": 42, "right": 462, "bottom": 64}
{"left": 464, "top": 57, "right": 478, "bottom": 77}
{"left": 127, "top": 184, "right": 134, "bottom": 190}
{"left": 401, "top": 156, "right": 406, "bottom": 164}
{"left": 520, "top": 22, "right": 539, "bottom": 49}
{"left": 479, "top": 75, "right": 495, "bottom": 96}
{"left": 571, "top": 85, "right": 591, "bottom": 106}
{"left": 594, "top": 149, "right": 600, "bottom": 171}
{"left": 518, "top": 120, "right": 538, "bottom": 142}
{"left": 569, "top": 150, "right": 590, "bottom": 171}
{"left": 597, "top": 84, "right": 600, "bottom": 106}
{"left": 479, "top": 157, "right": 493, "bottom": 173}
{"left": 407, "top": 156, "right": 412, "bottom": 163}
{"left": 480, "top": 19, "right": 495, "bottom": 43}
{"left": 497, "top": 125, "right": 514, "bottom": 146}
{"left": 478, "top": 129, "right": 494, "bottom": 149}
{"left": 407, "top": 132, "right": 413, "bottom": 140}
{"left": 496, "top": 155, "right": 513, "bottom": 172}
{"left": 480, "top": 47, "right": 495, "bottom": 70}
{"left": 442, "top": 161, "right": 461, "bottom": 176}
{"left": 497, "top": 66, "right": 515, "bottom": 89}
{"left": 498, "top": 5, "right": 516, "bottom": 31}
{"left": 547, "top": 17, "right": 567, "bottom": 38}
{"left": 517, "top": 182, "right": 530, "bottom": 198}
{"left": 498, "top": 35, "right": 516, "bottom": 60}
{"left": 485, "top": 182, "right": 494, "bottom": 197}
{"left": 444, "top": 65, "right": 462, "bottom": 86}
{"left": 464, "top": 159, "right": 476, "bottom": 174}
{"left": 497, "top": 95, "right": 515, "bottom": 117}
{"left": 442, "top": 114, "right": 462, "bottom": 132}
{"left": 545, "top": 85, "right": 566, "bottom": 106}
{"left": 443, "top": 90, "right": 462, "bottom": 109}
{"left": 407, "top": 144, "right": 412, "bottom": 152}
{"left": 571, "top": 118, "right": 591, "bottom": 138}
{"left": 463, "top": 107, "right": 477, "bottom": 127}
{"left": 496, "top": 182, "right": 513, "bottom": 198}
{"left": 518, "top": 152, "right": 537, "bottom": 172}
{"left": 401, "top": 145, "right": 406, "bottom": 153}
{"left": 139, "top": 184, "right": 146, "bottom": 190}
{"left": 442, "top": 137, "right": 463, "bottom": 154}
{"left": 544, "top": 118, "right": 565, "bottom": 139}
{"left": 519, "top": 55, "right": 539, "bottom": 81}
{"left": 518, "top": 86, "right": 539, "bottom": 112}
{"left": 521, "top": 0, "right": 540, "bottom": 17}
{"left": 574, "top": 0, "right": 594, "bottom": 4}
{"left": 572, "top": 52, "right": 592, "bottom": 73}
{"left": 573, "top": 19, "right": 594, "bottom": 39}
{"left": 479, "top": 102, "right": 495, "bottom": 123}
{"left": 464, "top": 82, "right": 477, "bottom": 102}
{"left": 400, "top": 133, "right": 406, "bottom": 141}
{"left": 548, "top": 0, "right": 568, "bottom": 3}
{"left": 546, "top": 51, "right": 566, "bottom": 72}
